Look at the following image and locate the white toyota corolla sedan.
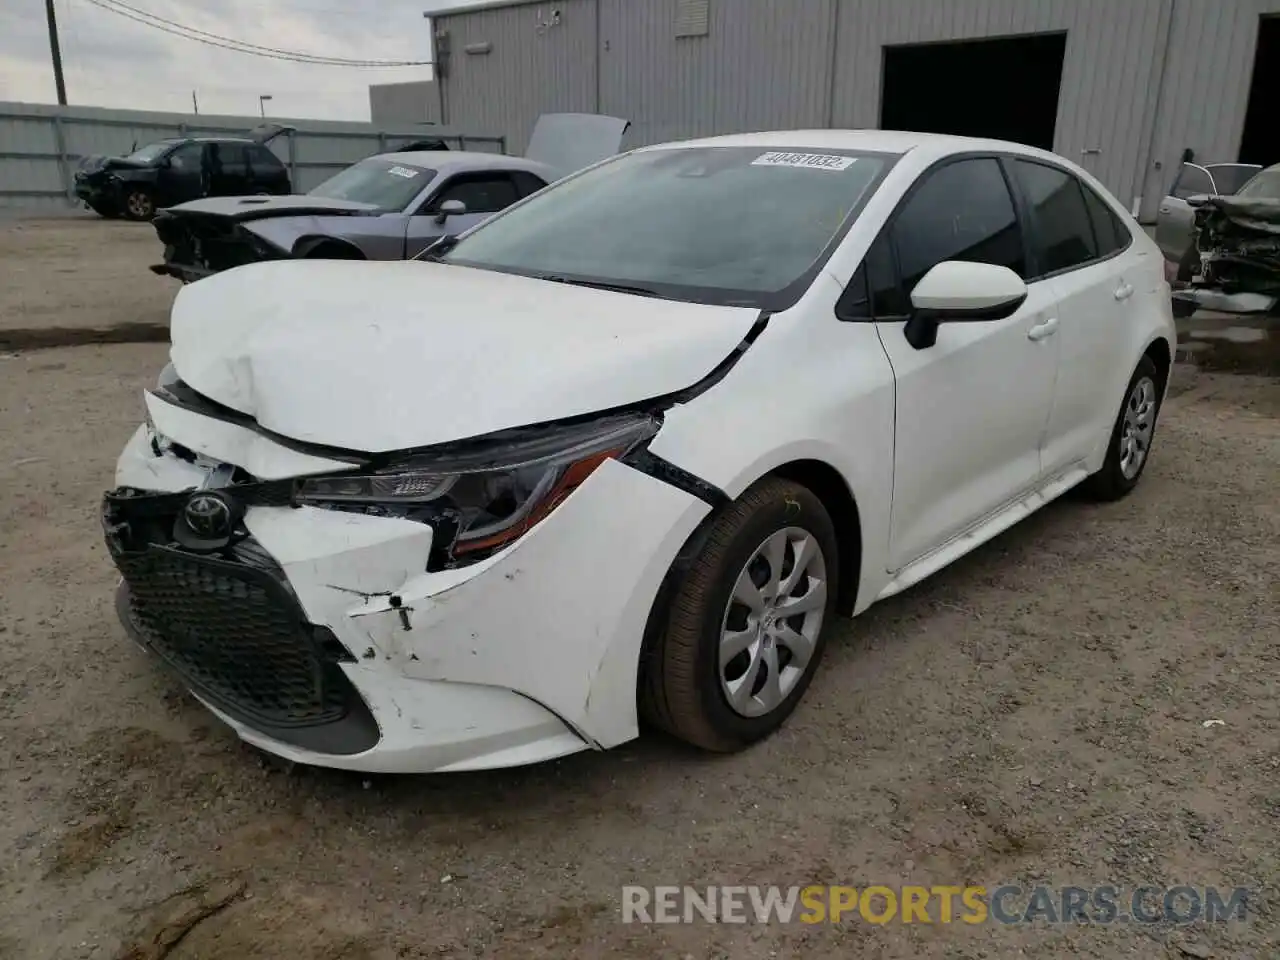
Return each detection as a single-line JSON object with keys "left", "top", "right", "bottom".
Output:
{"left": 104, "top": 130, "right": 1175, "bottom": 773}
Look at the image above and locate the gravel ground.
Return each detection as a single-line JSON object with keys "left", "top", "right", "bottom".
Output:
{"left": 0, "top": 219, "right": 1277, "bottom": 960}
{"left": 0, "top": 218, "right": 173, "bottom": 346}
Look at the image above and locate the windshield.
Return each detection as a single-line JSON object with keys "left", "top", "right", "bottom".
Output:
{"left": 308, "top": 158, "right": 436, "bottom": 212}
{"left": 1208, "top": 164, "right": 1264, "bottom": 195}
{"left": 126, "top": 140, "right": 181, "bottom": 163}
{"left": 1237, "top": 166, "right": 1280, "bottom": 200}
{"left": 441, "top": 145, "right": 897, "bottom": 309}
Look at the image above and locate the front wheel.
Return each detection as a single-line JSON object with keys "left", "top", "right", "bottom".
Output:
{"left": 123, "top": 188, "right": 155, "bottom": 221}
{"left": 640, "top": 477, "right": 839, "bottom": 752}
{"left": 1081, "top": 356, "right": 1164, "bottom": 501}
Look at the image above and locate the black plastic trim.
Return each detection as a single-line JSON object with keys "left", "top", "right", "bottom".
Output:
{"left": 622, "top": 449, "right": 729, "bottom": 508}
{"left": 113, "top": 577, "right": 379, "bottom": 757}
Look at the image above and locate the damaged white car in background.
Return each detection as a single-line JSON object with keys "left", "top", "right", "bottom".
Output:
{"left": 103, "top": 131, "right": 1175, "bottom": 773}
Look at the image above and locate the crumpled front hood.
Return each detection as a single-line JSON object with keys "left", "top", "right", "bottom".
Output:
{"left": 165, "top": 194, "right": 379, "bottom": 221}
{"left": 168, "top": 260, "right": 760, "bottom": 454}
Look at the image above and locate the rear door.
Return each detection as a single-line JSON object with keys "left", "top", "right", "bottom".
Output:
{"left": 404, "top": 171, "right": 524, "bottom": 258}
{"left": 1008, "top": 158, "right": 1140, "bottom": 477}
{"left": 1155, "top": 162, "right": 1215, "bottom": 261}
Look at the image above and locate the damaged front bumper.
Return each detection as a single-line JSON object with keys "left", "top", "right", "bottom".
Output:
{"left": 105, "top": 418, "right": 709, "bottom": 773}
{"left": 1178, "top": 195, "right": 1280, "bottom": 317}
{"left": 151, "top": 212, "right": 281, "bottom": 283}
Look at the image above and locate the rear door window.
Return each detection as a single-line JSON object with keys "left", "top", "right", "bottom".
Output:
{"left": 249, "top": 145, "right": 284, "bottom": 178}
{"left": 1080, "top": 183, "right": 1130, "bottom": 255}
{"left": 1009, "top": 159, "right": 1098, "bottom": 277}
{"left": 511, "top": 170, "right": 549, "bottom": 198}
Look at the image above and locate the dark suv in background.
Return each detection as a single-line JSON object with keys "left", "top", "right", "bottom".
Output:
{"left": 75, "top": 133, "right": 292, "bottom": 221}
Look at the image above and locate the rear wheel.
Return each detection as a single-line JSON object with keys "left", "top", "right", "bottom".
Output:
{"left": 1081, "top": 355, "right": 1164, "bottom": 501}
{"left": 123, "top": 189, "right": 155, "bottom": 221}
{"left": 641, "top": 477, "right": 838, "bottom": 752}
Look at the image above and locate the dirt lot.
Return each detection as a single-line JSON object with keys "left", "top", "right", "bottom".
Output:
{"left": 0, "top": 217, "right": 1277, "bottom": 960}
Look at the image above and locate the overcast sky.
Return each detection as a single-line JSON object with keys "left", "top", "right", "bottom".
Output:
{"left": 0, "top": 0, "right": 481, "bottom": 120}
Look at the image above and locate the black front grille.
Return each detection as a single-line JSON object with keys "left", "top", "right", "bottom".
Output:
{"left": 104, "top": 489, "right": 378, "bottom": 755}
{"left": 119, "top": 546, "right": 349, "bottom": 727}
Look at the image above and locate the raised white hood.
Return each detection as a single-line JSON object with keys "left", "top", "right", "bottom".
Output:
{"left": 168, "top": 259, "right": 760, "bottom": 454}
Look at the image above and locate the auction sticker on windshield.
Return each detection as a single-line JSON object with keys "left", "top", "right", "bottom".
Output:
{"left": 751, "top": 152, "right": 856, "bottom": 171}
{"left": 388, "top": 166, "right": 421, "bottom": 179}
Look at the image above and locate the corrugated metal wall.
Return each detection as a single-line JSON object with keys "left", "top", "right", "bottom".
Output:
{"left": 438, "top": 0, "right": 599, "bottom": 151}
{"left": 0, "top": 101, "right": 503, "bottom": 211}
{"left": 830, "top": 0, "right": 1169, "bottom": 214}
{"left": 1143, "top": 0, "right": 1280, "bottom": 215}
{"left": 369, "top": 80, "right": 444, "bottom": 127}
{"left": 435, "top": 0, "right": 1276, "bottom": 219}
{"left": 597, "top": 0, "right": 835, "bottom": 147}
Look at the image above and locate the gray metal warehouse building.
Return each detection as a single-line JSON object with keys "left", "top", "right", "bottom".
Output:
{"left": 404, "top": 0, "right": 1280, "bottom": 222}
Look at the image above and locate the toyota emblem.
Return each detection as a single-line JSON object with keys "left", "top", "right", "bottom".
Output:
{"left": 184, "top": 492, "right": 234, "bottom": 539}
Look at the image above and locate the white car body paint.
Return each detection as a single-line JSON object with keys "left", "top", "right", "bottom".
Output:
{"left": 168, "top": 259, "right": 759, "bottom": 452}
{"left": 108, "top": 130, "right": 1175, "bottom": 772}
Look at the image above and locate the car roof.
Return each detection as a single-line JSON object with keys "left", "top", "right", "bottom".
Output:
{"left": 638, "top": 129, "right": 1071, "bottom": 165}
{"left": 371, "top": 150, "right": 558, "bottom": 177}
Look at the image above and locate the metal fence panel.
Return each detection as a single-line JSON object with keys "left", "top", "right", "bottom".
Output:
{"left": 0, "top": 101, "right": 505, "bottom": 209}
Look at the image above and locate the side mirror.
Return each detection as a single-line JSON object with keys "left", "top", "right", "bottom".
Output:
{"left": 904, "top": 261, "right": 1028, "bottom": 350}
{"left": 433, "top": 198, "right": 467, "bottom": 225}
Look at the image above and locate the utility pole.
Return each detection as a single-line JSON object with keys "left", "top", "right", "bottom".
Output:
{"left": 45, "top": 0, "right": 67, "bottom": 106}
{"left": 192, "top": 90, "right": 199, "bottom": 114}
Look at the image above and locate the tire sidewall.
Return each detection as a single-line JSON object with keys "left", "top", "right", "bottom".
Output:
{"left": 688, "top": 485, "right": 839, "bottom": 745}
{"left": 1103, "top": 356, "right": 1162, "bottom": 494}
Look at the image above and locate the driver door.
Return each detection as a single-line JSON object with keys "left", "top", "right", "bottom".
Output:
{"left": 404, "top": 172, "right": 525, "bottom": 258}
{"left": 155, "top": 142, "right": 205, "bottom": 207}
{"left": 869, "top": 156, "right": 1062, "bottom": 571}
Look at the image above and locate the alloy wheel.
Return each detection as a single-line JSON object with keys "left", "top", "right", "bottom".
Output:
{"left": 1119, "top": 375, "right": 1156, "bottom": 479}
{"left": 718, "top": 526, "right": 828, "bottom": 718}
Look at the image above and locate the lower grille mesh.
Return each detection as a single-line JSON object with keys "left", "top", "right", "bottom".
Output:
{"left": 118, "top": 545, "right": 349, "bottom": 728}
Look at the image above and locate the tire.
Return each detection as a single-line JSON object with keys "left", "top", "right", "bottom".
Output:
{"left": 1081, "top": 355, "right": 1164, "bottom": 502}
{"left": 640, "top": 477, "right": 839, "bottom": 752}
{"left": 123, "top": 188, "right": 155, "bottom": 221}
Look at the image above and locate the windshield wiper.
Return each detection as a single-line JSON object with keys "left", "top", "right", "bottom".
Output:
{"left": 417, "top": 235, "right": 460, "bottom": 262}
{"left": 538, "top": 275, "right": 664, "bottom": 298}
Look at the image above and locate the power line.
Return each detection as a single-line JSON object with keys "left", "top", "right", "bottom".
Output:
{"left": 93, "top": 0, "right": 430, "bottom": 64}
{"left": 80, "top": 0, "right": 432, "bottom": 67}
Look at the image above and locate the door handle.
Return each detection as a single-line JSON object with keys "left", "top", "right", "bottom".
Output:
{"left": 1114, "top": 282, "right": 1134, "bottom": 301}
{"left": 1027, "top": 316, "right": 1059, "bottom": 341}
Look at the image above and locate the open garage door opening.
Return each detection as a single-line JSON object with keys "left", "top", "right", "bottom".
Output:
{"left": 880, "top": 33, "right": 1067, "bottom": 151}
{"left": 1238, "top": 15, "right": 1280, "bottom": 165}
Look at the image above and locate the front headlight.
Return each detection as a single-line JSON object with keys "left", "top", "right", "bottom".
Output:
{"left": 296, "top": 415, "right": 658, "bottom": 564}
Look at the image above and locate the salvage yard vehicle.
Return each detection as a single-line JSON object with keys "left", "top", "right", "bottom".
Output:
{"left": 103, "top": 130, "right": 1175, "bottom": 774}
{"left": 1154, "top": 160, "right": 1262, "bottom": 278}
{"left": 1171, "top": 162, "right": 1280, "bottom": 318}
{"left": 75, "top": 125, "right": 293, "bottom": 221}
{"left": 148, "top": 113, "right": 629, "bottom": 282}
